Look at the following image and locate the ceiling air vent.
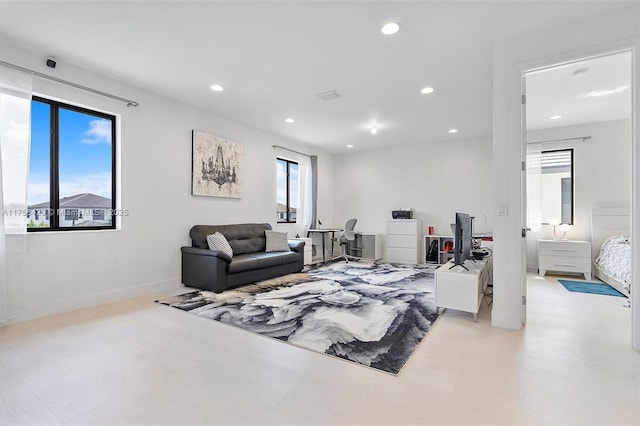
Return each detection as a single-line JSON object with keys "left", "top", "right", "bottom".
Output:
{"left": 315, "top": 90, "right": 342, "bottom": 101}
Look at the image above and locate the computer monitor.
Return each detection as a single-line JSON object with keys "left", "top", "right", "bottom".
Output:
{"left": 452, "top": 212, "right": 473, "bottom": 269}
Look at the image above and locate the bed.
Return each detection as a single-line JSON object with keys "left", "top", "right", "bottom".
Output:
{"left": 591, "top": 208, "right": 631, "bottom": 297}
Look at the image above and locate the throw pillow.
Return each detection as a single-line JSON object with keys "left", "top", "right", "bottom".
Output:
{"left": 206, "top": 232, "right": 233, "bottom": 258}
{"left": 265, "top": 230, "right": 291, "bottom": 253}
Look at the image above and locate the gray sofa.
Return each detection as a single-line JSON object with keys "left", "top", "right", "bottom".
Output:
{"left": 181, "top": 223, "right": 304, "bottom": 293}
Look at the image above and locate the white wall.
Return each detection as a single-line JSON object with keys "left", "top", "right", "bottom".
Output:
{"left": 492, "top": 5, "right": 640, "bottom": 331}
{"left": 526, "top": 119, "right": 631, "bottom": 270}
{"left": 0, "top": 40, "right": 334, "bottom": 323}
{"left": 332, "top": 136, "right": 494, "bottom": 258}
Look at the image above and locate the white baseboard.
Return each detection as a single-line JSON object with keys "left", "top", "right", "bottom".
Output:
{"left": 5, "top": 278, "right": 183, "bottom": 326}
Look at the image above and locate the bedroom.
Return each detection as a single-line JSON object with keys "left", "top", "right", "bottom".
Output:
{"left": 524, "top": 51, "right": 632, "bottom": 325}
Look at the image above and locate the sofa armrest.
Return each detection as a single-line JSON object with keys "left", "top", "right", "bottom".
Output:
{"left": 288, "top": 240, "right": 304, "bottom": 253}
{"left": 181, "top": 246, "right": 230, "bottom": 293}
{"left": 181, "top": 246, "right": 232, "bottom": 263}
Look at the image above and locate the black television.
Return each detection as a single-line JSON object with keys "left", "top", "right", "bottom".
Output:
{"left": 451, "top": 212, "right": 473, "bottom": 269}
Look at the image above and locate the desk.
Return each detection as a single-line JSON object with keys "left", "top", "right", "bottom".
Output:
{"left": 306, "top": 229, "right": 341, "bottom": 261}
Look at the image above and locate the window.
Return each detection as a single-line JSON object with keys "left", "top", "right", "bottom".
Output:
{"left": 64, "top": 209, "right": 79, "bottom": 221}
{"left": 276, "top": 158, "right": 298, "bottom": 223}
{"left": 93, "top": 209, "right": 105, "bottom": 221}
{"left": 540, "top": 148, "right": 573, "bottom": 224}
{"left": 27, "top": 97, "right": 116, "bottom": 231}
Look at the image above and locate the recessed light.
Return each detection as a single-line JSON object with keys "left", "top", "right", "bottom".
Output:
{"left": 285, "top": 118, "right": 295, "bottom": 123}
{"left": 381, "top": 22, "right": 400, "bottom": 35}
{"left": 210, "top": 84, "right": 224, "bottom": 92}
{"left": 572, "top": 67, "right": 589, "bottom": 77}
{"left": 370, "top": 128, "right": 378, "bottom": 135}
{"left": 550, "top": 115, "right": 563, "bottom": 120}
{"left": 584, "top": 85, "right": 630, "bottom": 98}
{"left": 420, "top": 87, "right": 434, "bottom": 95}
{"left": 448, "top": 129, "right": 458, "bottom": 134}
{"left": 346, "top": 144, "right": 354, "bottom": 148}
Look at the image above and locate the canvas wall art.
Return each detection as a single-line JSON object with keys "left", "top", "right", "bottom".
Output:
{"left": 192, "top": 130, "right": 243, "bottom": 198}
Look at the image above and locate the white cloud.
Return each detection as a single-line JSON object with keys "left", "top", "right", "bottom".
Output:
{"left": 27, "top": 179, "right": 50, "bottom": 206}
{"left": 81, "top": 119, "right": 112, "bottom": 145}
{"left": 28, "top": 172, "right": 112, "bottom": 205}
{"left": 59, "top": 172, "right": 112, "bottom": 199}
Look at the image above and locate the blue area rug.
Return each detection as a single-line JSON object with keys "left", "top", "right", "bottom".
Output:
{"left": 157, "top": 260, "right": 440, "bottom": 375}
{"left": 558, "top": 279, "right": 626, "bottom": 297}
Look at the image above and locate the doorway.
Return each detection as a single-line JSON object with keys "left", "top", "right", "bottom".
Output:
{"left": 522, "top": 51, "right": 633, "bottom": 342}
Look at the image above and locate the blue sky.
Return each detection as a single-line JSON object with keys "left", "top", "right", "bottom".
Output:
{"left": 28, "top": 100, "right": 113, "bottom": 205}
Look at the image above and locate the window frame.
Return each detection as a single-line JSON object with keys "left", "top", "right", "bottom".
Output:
{"left": 276, "top": 157, "right": 298, "bottom": 224}
{"left": 540, "top": 148, "right": 574, "bottom": 225}
{"left": 28, "top": 96, "right": 117, "bottom": 232}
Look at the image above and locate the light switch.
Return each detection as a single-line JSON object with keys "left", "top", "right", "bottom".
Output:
{"left": 497, "top": 203, "right": 509, "bottom": 216}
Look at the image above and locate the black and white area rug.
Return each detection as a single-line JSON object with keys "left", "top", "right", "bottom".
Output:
{"left": 157, "top": 261, "right": 441, "bottom": 375}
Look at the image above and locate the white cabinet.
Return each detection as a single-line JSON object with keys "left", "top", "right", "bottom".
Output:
{"left": 348, "top": 233, "right": 382, "bottom": 260}
{"left": 538, "top": 239, "right": 592, "bottom": 280}
{"left": 289, "top": 237, "right": 313, "bottom": 265}
{"left": 435, "top": 259, "right": 491, "bottom": 321}
{"left": 384, "top": 219, "right": 422, "bottom": 264}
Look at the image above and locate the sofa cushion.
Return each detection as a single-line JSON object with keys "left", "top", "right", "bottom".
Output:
{"left": 190, "top": 223, "right": 272, "bottom": 254}
{"left": 275, "top": 251, "right": 302, "bottom": 265}
{"left": 228, "top": 254, "right": 260, "bottom": 274}
{"left": 228, "top": 251, "right": 301, "bottom": 274}
{"left": 254, "top": 252, "right": 287, "bottom": 268}
{"left": 265, "top": 230, "right": 291, "bottom": 252}
{"left": 206, "top": 232, "right": 233, "bottom": 258}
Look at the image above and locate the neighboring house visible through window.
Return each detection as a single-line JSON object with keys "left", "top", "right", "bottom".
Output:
{"left": 27, "top": 96, "right": 116, "bottom": 231}
{"left": 276, "top": 158, "right": 298, "bottom": 223}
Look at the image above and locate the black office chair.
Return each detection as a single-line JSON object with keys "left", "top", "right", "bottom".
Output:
{"left": 333, "top": 218, "right": 358, "bottom": 263}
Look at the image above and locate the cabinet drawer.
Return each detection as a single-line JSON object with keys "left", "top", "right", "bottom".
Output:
{"left": 386, "top": 234, "right": 417, "bottom": 249}
{"left": 539, "top": 256, "right": 591, "bottom": 273}
{"left": 385, "top": 247, "right": 417, "bottom": 262}
{"left": 538, "top": 241, "right": 590, "bottom": 258}
{"left": 387, "top": 220, "right": 417, "bottom": 235}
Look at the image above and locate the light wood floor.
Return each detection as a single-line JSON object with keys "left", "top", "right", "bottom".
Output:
{"left": 1, "top": 273, "right": 638, "bottom": 425}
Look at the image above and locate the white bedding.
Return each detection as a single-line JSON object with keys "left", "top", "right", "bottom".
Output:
{"left": 594, "top": 235, "right": 631, "bottom": 290}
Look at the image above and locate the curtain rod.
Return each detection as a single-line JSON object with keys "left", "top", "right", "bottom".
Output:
{"left": 0, "top": 60, "right": 139, "bottom": 107}
{"left": 272, "top": 145, "right": 313, "bottom": 157}
{"left": 527, "top": 136, "right": 591, "bottom": 144}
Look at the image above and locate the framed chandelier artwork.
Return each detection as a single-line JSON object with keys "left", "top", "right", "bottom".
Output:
{"left": 192, "top": 130, "right": 243, "bottom": 198}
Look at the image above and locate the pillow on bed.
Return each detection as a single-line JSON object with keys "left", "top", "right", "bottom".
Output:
{"left": 265, "top": 230, "right": 291, "bottom": 252}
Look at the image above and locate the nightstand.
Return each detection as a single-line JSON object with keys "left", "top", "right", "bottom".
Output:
{"left": 537, "top": 239, "right": 592, "bottom": 280}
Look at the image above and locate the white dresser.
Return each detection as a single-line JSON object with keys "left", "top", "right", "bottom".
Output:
{"left": 289, "top": 237, "right": 313, "bottom": 265}
{"left": 538, "top": 239, "right": 592, "bottom": 280}
{"left": 385, "top": 219, "right": 422, "bottom": 264}
{"left": 435, "top": 259, "right": 491, "bottom": 321}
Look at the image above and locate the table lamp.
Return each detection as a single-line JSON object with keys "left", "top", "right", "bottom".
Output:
{"left": 557, "top": 223, "right": 571, "bottom": 240}
{"left": 549, "top": 217, "right": 561, "bottom": 239}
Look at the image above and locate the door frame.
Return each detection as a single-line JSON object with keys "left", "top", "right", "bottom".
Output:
{"left": 513, "top": 43, "right": 639, "bottom": 349}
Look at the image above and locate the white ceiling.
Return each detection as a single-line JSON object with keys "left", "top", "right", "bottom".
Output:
{"left": 0, "top": 1, "right": 635, "bottom": 153}
{"left": 526, "top": 51, "right": 632, "bottom": 131}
